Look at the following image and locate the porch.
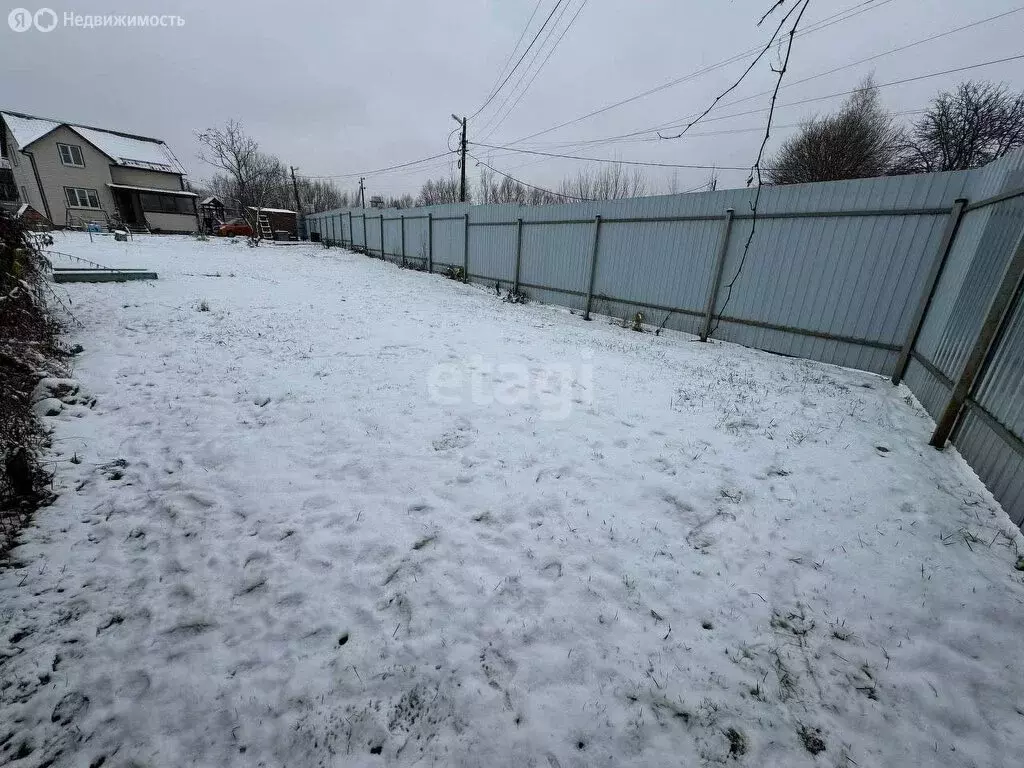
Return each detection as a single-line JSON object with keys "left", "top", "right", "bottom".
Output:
{"left": 108, "top": 183, "right": 198, "bottom": 233}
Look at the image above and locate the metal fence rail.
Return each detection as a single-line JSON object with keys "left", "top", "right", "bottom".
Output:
{"left": 307, "top": 150, "right": 1024, "bottom": 527}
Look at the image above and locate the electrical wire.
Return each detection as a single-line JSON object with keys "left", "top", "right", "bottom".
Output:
{"left": 469, "top": 0, "right": 568, "bottom": 121}
{"left": 469, "top": 141, "right": 750, "bottom": 170}
{"left": 471, "top": 154, "right": 592, "bottom": 200}
{"left": 496, "top": 0, "right": 897, "bottom": 147}
{"left": 477, "top": 0, "right": 588, "bottom": 143}
{"left": 659, "top": 0, "right": 807, "bottom": 140}
{"left": 528, "top": 53, "right": 1024, "bottom": 152}
{"left": 299, "top": 151, "right": 454, "bottom": 180}
{"left": 660, "top": 5, "right": 1024, "bottom": 136}
{"left": 474, "top": 0, "right": 546, "bottom": 117}
{"left": 657, "top": 53, "right": 1024, "bottom": 138}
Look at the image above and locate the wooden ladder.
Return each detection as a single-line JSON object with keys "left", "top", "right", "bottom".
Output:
{"left": 256, "top": 211, "right": 273, "bottom": 240}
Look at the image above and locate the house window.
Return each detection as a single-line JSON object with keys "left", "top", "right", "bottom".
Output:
{"left": 140, "top": 192, "right": 194, "bottom": 215}
{"left": 65, "top": 187, "right": 101, "bottom": 208}
{"left": 58, "top": 143, "right": 85, "bottom": 167}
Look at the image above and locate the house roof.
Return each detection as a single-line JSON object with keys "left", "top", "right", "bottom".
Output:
{"left": 1, "top": 110, "right": 187, "bottom": 175}
{"left": 200, "top": 196, "right": 223, "bottom": 205}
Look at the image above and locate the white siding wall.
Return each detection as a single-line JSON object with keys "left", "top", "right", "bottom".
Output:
{"left": 109, "top": 166, "right": 184, "bottom": 191}
{"left": 24, "top": 125, "right": 117, "bottom": 224}
{"left": 4, "top": 123, "right": 45, "bottom": 216}
{"left": 145, "top": 211, "right": 197, "bottom": 233}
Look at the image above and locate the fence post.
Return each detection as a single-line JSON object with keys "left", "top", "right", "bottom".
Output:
{"left": 513, "top": 218, "right": 524, "bottom": 293}
{"left": 427, "top": 212, "right": 433, "bottom": 273}
{"left": 401, "top": 215, "right": 406, "bottom": 266}
{"left": 379, "top": 215, "right": 385, "bottom": 259}
{"left": 700, "top": 208, "right": 735, "bottom": 342}
{"left": 892, "top": 198, "right": 968, "bottom": 384}
{"left": 463, "top": 213, "right": 470, "bottom": 282}
{"left": 348, "top": 211, "right": 353, "bottom": 248}
{"left": 583, "top": 215, "right": 603, "bottom": 321}
{"left": 930, "top": 227, "right": 1024, "bottom": 448}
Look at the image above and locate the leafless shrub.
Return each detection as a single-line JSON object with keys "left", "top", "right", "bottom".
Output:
{"left": 766, "top": 75, "right": 904, "bottom": 184}
{"left": 1, "top": 212, "right": 59, "bottom": 550}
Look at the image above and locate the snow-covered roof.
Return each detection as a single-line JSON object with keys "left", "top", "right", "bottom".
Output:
{"left": 1, "top": 112, "right": 60, "bottom": 148}
{"left": 74, "top": 126, "right": 184, "bottom": 173}
{"left": 200, "top": 196, "right": 223, "bottom": 205}
{"left": 107, "top": 183, "right": 197, "bottom": 197}
{"left": 247, "top": 206, "right": 296, "bottom": 214}
{"left": 1, "top": 111, "right": 186, "bottom": 174}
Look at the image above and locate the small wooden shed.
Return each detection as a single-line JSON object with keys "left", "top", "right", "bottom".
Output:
{"left": 248, "top": 207, "right": 298, "bottom": 240}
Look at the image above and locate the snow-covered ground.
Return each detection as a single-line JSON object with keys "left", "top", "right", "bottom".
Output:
{"left": 3, "top": 232, "right": 1024, "bottom": 768}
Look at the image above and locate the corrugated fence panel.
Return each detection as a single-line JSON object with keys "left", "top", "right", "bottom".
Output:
{"left": 520, "top": 221, "right": 592, "bottom": 295}
{"left": 468, "top": 221, "right": 516, "bottom": 282}
{"left": 954, "top": 407, "right": 1024, "bottom": 526}
{"left": 431, "top": 217, "right": 464, "bottom": 270}
{"left": 593, "top": 218, "right": 721, "bottom": 315}
{"left": 698, "top": 169, "right": 972, "bottom": 375}
{"left": 974, "top": 277, "right": 1024, "bottom": 437}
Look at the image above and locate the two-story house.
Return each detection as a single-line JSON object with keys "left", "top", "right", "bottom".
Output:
{"left": 0, "top": 110, "right": 199, "bottom": 233}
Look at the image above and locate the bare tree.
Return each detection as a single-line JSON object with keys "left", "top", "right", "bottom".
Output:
{"left": 417, "top": 176, "right": 465, "bottom": 206}
{"left": 558, "top": 164, "right": 646, "bottom": 200}
{"left": 196, "top": 120, "right": 283, "bottom": 210}
{"left": 299, "top": 178, "right": 346, "bottom": 212}
{"left": 894, "top": 80, "right": 1024, "bottom": 173}
{"left": 765, "top": 75, "right": 903, "bottom": 184}
{"left": 383, "top": 194, "right": 416, "bottom": 209}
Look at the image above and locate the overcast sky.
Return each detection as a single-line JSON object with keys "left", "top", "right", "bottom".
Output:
{"left": 3, "top": 0, "right": 1022, "bottom": 200}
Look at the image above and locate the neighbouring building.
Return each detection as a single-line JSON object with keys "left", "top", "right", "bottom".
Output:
{"left": 0, "top": 110, "right": 199, "bottom": 233}
{"left": 247, "top": 206, "right": 298, "bottom": 240}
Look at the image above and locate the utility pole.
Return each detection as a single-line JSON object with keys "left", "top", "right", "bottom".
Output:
{"left": 289, "top": 166, "right": 302, "bottom": 213}
{"left": 451, "top": 114, "right": 467, "bottom": 203}
{"left": 359, "top": 177, "right": 366, "bottom": 209}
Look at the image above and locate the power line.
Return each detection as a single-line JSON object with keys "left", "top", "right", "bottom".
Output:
{"left": 661, "top": 5, "right": 1024, "bottom": 136}
{"left": 471, "top": 154, "right": 592, "bottom": 200}
{"left": 533, "top": 53, "right": 1024, "bottom": 151}
{"left": 657, "top": 53, "right": 1024, "bottom": 138}
{"left": 470, "top": 141, "right": 750, "bottom": 170}
{"left": 497, "top": 0, "right": 897, "bottom": 147}
{"left": 299, "top": 151, "right": 454, "bottom": 180}
{"left": 478, "top": 0, "right": 588, "bottom": 143}
{"left": 470, "top": 0, "right": 568, "bottom": 121}
{"left": 475, "top": 0, "right": 545, "bottom": 116}
{"left": 659, "top": 0, "right": 808, "bottom": 140}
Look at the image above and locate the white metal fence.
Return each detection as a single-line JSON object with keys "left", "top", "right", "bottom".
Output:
{"left": 306, "top": 150, "right": 1024, "bottom": 528}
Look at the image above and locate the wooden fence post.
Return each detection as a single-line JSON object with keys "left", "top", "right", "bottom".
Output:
{"left": 427, "top": 213, "right": 433, "bottom": 273}
{"left": 463, "top": 213, "right": 470, "bottom": 282}
{"left": 930, "top": 227, "right": 1024, "bottom": 448}
{"left": 583, "top": 215, "right": 602, "bottom": 321}
{"left": 513, "top": 218, "right": 524, "bottom": 293}
{"left": 700, "top": 208, "right": 735, "bottom": 341}
{"left": 892, "top": 198, "right": 968, "bottom": 384}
